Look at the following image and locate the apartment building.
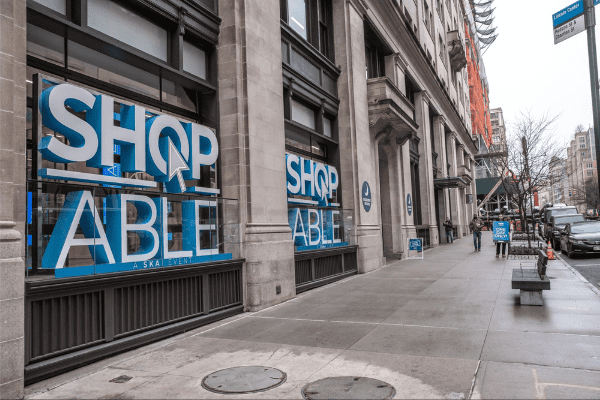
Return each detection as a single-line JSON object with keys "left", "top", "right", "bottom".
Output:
{"left": 566, "top": 128, "right": 597, "bottom": 212}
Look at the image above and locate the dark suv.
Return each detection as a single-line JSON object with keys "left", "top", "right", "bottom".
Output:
{"left": 549, "top": 214, "right": 585, "bottom": 250}
{"left": 542, "top": 206, "right": 578, "bottom": 240}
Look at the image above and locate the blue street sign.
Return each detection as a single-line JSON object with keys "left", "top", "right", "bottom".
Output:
{"left": 553, "top": 0, "right": 584, "bottom": 27}
{"left": 362, "top": 181, "right": 371, "bottom": 212}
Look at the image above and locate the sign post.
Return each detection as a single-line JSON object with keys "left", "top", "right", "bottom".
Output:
{"left": 553, "top": 0, "right": 600, "bottom": 203}
{"left": 583, "top": 0, "right": 600, "bottom": 204}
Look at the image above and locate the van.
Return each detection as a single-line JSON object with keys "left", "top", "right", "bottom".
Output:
{"left": 543, "top": 206, "right": 578, "bottom": 239}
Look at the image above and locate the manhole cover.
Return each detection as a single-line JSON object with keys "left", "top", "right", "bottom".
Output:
{"left": 301, "top": 376, "right": 396, "bottom": 400}
{"left": 201, "top": 366, "right": 286, "bottom": 394}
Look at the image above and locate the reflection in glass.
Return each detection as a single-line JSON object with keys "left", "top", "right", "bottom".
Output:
{"left": 162, "top": 78, "right": 198, "bottom": 112}
{"left": 68, "top": 41, "right": 160, "bottom": 99}
{"left": 288, "top": 0, "right": 308, "bottom": 39}
{"left": 27, "top": 24, "right": 65, "bottom": 66}
{"left": 87, "top": 0, "right": 168, "bottom": 62}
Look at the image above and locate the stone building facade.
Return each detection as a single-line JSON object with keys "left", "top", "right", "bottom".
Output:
{"left": 1, "top": 0, "right": 478, "bottom": 395}
{"left": 566, "top": 128, "right": 597, "bottom": 212}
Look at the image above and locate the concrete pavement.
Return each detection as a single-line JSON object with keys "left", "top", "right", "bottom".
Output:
{"left": 24, "top": 232, "right": 600, "bottom": 399}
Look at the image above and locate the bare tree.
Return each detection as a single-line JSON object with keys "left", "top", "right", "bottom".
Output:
{"left": 574, "top": 123, "right": 586, "bottom": 134}
{"left": 498, "top": 112, "right": 564, "bottom": 248}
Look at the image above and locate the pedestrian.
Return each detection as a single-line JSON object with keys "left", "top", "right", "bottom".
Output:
{"left": 443, "top": 217, "right": 454, "bottom": 243}
{"left": 495, "top": 213, "right": 510, "bottom": 258}
{"left": 469, "top": 214, "right": 484, "bottom": 251}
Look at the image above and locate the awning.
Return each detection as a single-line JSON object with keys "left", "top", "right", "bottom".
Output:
{"left": 434, "top": 176, "right": 468, "bottom": 189}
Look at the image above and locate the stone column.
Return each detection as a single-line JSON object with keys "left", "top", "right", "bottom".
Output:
{"left": 384, "top": 53, "right": 408, "bottom": 94}
{"left": 414, "top": 91, "right": 438, "bottom": 246}
{"left": 0, "top": 0, "right": 26, "bottom": 397}
{"left": 446, "top": 132, "right": 463, "bottom": 237}
{"left": 401, "top": 141, "right": 415, "bottom": 235}
{"left": 334, "top": 0, "right": 383, "bottom": 272}
{"left": 218, "top": 0, "right": 294, "bottom": 310}
{"left": 433, "top": 116, "right": 450, "bottom": 242}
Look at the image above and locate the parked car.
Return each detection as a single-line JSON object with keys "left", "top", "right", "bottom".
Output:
{"left": 560, "top": 221, "right": 600, "bottom": 258}
{"left": 542, "top": 206, "right": 578, "bottom": 239}
{"left": 549, "top": 214, "right": 586, "bottom": 250}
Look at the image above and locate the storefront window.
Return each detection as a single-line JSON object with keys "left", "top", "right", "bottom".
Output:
{"left": 183, "top": 40, "right": 207, "bottom": 80}
{"left": 87, "top": 0, "right": 168, "bottom": 62}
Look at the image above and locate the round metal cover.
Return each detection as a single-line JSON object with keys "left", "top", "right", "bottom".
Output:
{"left": 301, "top": 376, "right": 396, "bottom": 400}
{"left": 201, "top": 366, "right": 287, "bottom": 394}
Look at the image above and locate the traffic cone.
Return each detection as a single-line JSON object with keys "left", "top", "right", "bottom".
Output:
{"left": 547, "top": 241, "right": 555, "bottom": 260}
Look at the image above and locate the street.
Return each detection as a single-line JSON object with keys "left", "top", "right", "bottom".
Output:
{"left": 557, "top": 252, "right": 600, "bottom": 290}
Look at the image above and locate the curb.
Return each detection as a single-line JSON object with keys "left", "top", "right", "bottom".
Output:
{"left": 555, "top": 254, "right": 600, "bottom": 297}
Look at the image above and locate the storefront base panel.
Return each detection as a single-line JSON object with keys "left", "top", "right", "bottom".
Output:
{"left": 357, "top": 228, "right": 384, "bottom": 273}
{"left": 24, "top": 260, "right": 245, "bottom": 385}
{"left": 295, "top": 246, "right": 358, "bottom": 293}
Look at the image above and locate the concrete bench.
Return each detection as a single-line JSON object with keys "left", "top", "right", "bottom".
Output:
{"left": 511, "top": 249, "right": 550, "bottom": 305}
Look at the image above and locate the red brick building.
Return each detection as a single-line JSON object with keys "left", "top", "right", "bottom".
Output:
{"left": 465, "top": 23, "right": 492, "bottom": 147}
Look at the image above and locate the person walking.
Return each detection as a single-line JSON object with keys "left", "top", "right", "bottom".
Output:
{"left": 443, "top": 217, "right": 454, "bottom": 243}
{"left": 495, "top": 213, "right": 510, "bottom": 258}
{"left": 469, "top": 214, "right": 484, "bottom": 251}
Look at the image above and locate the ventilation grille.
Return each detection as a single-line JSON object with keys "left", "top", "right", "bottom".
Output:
{"left": 209, "top": 269, "right": 241, "bottom": 310}
{"left": 114, "top": 277, "right": 203, "bottom": 337}
{"left": 295, "top": 259, "right": 312, "bottom": 285}
{"left": 30, "top": 291, "right": 104, "bottom": 360}
{"left": 314, "top": 255, "right": 343, "bottom": 280}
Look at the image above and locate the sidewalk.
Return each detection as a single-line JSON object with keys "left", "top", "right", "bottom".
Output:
{"left": 24, "top": 232, "right": 600, "bottom": 399}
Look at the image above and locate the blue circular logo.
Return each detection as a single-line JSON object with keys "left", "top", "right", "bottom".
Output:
{"left": 407, "top": 194, "right": 412, "bottom": 216}
{"left": 362, "top": 181, "right": 372, "bottom": 212}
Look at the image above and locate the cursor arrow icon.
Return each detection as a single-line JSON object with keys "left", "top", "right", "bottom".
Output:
{"left": 168, "top": 138, "right": 189, "bottom": 193}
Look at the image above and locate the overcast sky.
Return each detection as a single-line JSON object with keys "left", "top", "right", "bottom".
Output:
{"left": 483, "top": 0, "right": 595, "bottom": 145}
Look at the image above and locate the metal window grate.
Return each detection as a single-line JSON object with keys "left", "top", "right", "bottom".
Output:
{"left": 30, "top": 291, "right": 104, "bottom": 360}
{"left": 114, "top": 277, "right": 203, "bottom": 337}
{"left": 295, "top": 259, "right": 312, "bottom": 285}
{"left": 209, "top": 269, "right": 241, "bottom": 310}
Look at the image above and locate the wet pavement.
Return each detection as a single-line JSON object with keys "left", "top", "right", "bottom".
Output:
{"left": 24, "top": 232, "right": 600, "bottom": 399}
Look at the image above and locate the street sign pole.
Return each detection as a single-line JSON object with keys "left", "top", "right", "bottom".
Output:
{"left": 584, "top": 0, "right": 600, "bottom": 202}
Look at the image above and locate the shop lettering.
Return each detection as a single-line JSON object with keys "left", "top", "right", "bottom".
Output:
{"left": 286, "top": 154, "right": 338, "bottom": 206}
{"left": 38, "top": 83, "right": 218, "bottom": 193}
{"left": 288, "top": 208, "right": 344, "bottom": 248}
{"left": 43, "top": 191, "right": 225, "bottom": 270}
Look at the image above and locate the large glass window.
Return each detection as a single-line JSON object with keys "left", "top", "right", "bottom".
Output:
{"left": 281, "top": 0, "right": 333, "bottom": 60}
{"left": 183, "top": 40, "right": 207, "bottom": 80}
{"left": 68, "top": 40, "right": 161, "bottom": 99}
{"left": 87, "top": 0, "right": 168, "bottom": 62}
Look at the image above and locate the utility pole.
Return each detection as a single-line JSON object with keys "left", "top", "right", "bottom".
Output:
{"left": 584, "top": 0, "right": 600, "bottom": 202}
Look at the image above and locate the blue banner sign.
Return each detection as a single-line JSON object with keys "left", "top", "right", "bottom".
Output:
{"left": 493, "top": 221, "right": 510, "bottom": 242}
{"left": 409, "top": 238, "right": 422, "bottom": 251}
{"left": 41, "top": 191, "right": 226, "bottom": 277}
{"left": 286, "top": 153, "right": 339, "bottom": 207}
{"left": 407, "top": 194, "right": 412, "bottom": 216}
{"left": 288, "top": 208, "right": 347, "bottom": 251}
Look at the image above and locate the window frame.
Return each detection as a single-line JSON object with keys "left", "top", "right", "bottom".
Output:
{"left": 280, "top": 0, "right": 334, "bottom": 61}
